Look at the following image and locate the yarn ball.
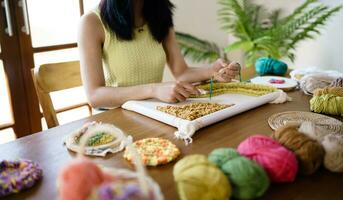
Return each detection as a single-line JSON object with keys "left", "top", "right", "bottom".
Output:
{"left": 58, "top": 158, "right": 114, "bottom": 200}
{"left": 208, "top": 148, "right": 269, "bottom": 199}
{"left": 272, "top": 125, "right": 325, "bottom": 175}
{"left": 310, "top": 94, "right": 343, "bottom": 116}
{"left": 330, "top": 77, "right": 343, "bottom": 87}
{"left": 237, "top": 135, "right": 298, "bottom": 183}
{"left": 255, "top": 57, "right": 288, "bottom": 76}
{"left": 322, "top": 134, "right": 343, "bottom": 172}
{"left": 173, "top": 154, "right": 231, "bottom": 200}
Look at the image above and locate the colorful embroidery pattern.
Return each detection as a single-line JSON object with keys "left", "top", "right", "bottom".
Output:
{"left": 123, "top": 138, "right": 180, "bottom": 166}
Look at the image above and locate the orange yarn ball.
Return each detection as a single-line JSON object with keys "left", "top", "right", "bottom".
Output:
{"left": 272, "top": 125, "right": 325, "bottom": 175}
{"left": 58, "top": 158, "right": 114, "bottom": 200}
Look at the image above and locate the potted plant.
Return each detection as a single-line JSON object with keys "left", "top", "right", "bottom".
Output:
{"left": 176, "top": 0, "right": 342, "bottom": 67}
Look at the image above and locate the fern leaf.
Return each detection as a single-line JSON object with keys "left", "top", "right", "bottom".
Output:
{"left": 286, "top": 5, "right": 343, "bottom": 52}
{"left": 224, "top": 40, "right": 254, "bottom": 53}
{"left": 175, "top": 32, "right": 221, "bottom": 63}
{"left": 282, "top": 0, "right": 319, "bottom": 24}
{"left": 272, "top": 4, "right": 330, "bottom": 49}
{"left": 218, "top": 0, "right": 254, "bottom": 40}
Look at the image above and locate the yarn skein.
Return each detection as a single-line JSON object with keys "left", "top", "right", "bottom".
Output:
{"left": 310, "top": 94, "right": 343, "bottom": 116}
{"left": 322, "top": 134, "right": 343, "bottom": 172}
{"left": 208, "top": 148, "right": 269, "bottom": 200}
{"left": 313, "top": 87, "right": 343, "bottom": 97}
{"left": 298, "top": 122, "right": 343, "bottom": 172}
{"left": 298, "top": 121, "right": 330, "bottom": 143}
{"left": 173, "top": 154, "right": 231, "bottom": 200}
{"left": 255, "top": 57, "right": 288, "bottom": 76}
{"left": 237, "top": 135, "right": 298, "bottom": 183}
{"left": 330, "top": 77, "right": 343, "bottom": 87}
{"left": 299, "top": 74, "right": 334, "bottom": 95}
{"left": 272, "top": 125, "right": 325, "bottom": 175}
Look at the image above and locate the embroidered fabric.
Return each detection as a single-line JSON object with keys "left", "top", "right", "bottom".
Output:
{"left": 122, "top": 83, "right": 287, "bottom": 145}
{"left": 64, "top": 122, "right": 129, "bottom": 157}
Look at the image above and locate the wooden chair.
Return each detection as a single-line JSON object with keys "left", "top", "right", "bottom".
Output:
{"left": 31, "top": 61, "right": 92, "bottom": 128}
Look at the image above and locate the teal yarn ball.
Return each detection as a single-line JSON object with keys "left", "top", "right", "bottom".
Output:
{"left": 255, "top": 57, "right": 288, "bottom": 76}
{"left": 208, "top": 148, "right": 270, "bottom": 200}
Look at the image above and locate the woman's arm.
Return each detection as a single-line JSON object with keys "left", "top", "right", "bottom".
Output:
{"left": 78, "top": 13, "right": 155, "bottom": 108}
{"left": 78, "top": 13, "right": 199, "bottom": 108}
{"left": 163, "top": 28, "right": 240, "bottom": 83}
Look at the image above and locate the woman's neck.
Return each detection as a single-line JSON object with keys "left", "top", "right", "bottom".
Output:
{"left": 133, "top": 0, "right": 145, "bottom": 27}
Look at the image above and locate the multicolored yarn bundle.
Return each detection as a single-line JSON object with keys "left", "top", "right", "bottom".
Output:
{"left": 310, "top": 87, "right": 343, "bottom": 116}
{"left": 272, "top": 124, "right": 325, "bottom": 175}
{"left": 173, "top": 155, "right": 231, "bottom": 200}
{"left": 88, "top": 179, "right": 152, "bottom": 200}
{"left": 208, "top": 148, "right": 270, "bottom": 199}
{"left": 255, "top": 57, "right": 288, "bottom": 76}
{"left": 0, "top": 159, "right": 43, "bottom": 197}
{"left": 237, "top": 135, "right": 298, "bottom": 183}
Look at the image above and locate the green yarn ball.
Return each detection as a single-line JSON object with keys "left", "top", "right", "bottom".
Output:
{"left": 208, "top": 148, "right": 270, "bottom": 200}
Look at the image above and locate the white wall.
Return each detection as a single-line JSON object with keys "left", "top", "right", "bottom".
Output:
{"left": 170, "top": 0, "right": 343, "bottom": 72}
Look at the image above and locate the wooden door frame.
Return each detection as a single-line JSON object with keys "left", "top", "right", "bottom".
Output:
{"left": 0, "top": 0, "right": 32, "bottom": 137}
{"left": 14, "top": 0, "right": 42, "bottom": 134}
{"left": 1, "top": 0, "right": 90, "bottom": 137}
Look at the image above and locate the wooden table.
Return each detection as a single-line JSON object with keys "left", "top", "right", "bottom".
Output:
{"left": 1, "top": 91, "right": 343, "bottom": 200}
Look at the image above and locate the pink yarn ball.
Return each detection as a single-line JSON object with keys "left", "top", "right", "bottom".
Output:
{"left": 237, "top": 135, "right": 298, "bottom": 183}
{"left": 58, "top": 158, "right": 114, "bottom": 200}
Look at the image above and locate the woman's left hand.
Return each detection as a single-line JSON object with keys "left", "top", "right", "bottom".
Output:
{"left": 211, "top": 59, "right": 241, "bottom": 82}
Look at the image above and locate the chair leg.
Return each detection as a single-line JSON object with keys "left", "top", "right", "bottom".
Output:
{"left": 87, "top": 105, "right": 93, "bottom": 116}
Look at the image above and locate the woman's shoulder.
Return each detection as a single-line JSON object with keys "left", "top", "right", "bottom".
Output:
{"left": 79, "top": 11, "right": 105, "bottom": 41}
{"left": 80, "top": 11, "right": 102, "bottom": 29}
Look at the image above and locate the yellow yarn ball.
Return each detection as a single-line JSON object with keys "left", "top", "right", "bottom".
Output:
{"left": 173, "top": 155, "right": 231, "bottom": 200}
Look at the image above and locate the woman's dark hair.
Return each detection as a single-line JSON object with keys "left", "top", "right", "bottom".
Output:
{"left": 99, "top": 0, "right": 174, "bottom": 42}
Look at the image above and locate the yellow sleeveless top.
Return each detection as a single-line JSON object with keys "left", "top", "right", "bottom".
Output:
{"left": 93, "top": 10, "right": 166, "bottom": 87}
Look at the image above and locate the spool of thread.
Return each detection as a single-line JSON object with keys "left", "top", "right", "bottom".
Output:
{"left": 330, "top": 77, "right": 343, "bottom": 87}
{"left": 272, "top": 125, "right": 325, "bottom": 175}
{"left": 255, "top": 57, "right": 288, "bottom": 76}
{"left": 208, "top": 148, "right": 269, "bottom": 199}
{"left": 237, "top": 135, "right": 298, "bottom": 183}
{"left": 310, "top": 94, "right": 343, "bottom": 116}
{"left": 173, "top": 154, "right": 231, "bottom": 200}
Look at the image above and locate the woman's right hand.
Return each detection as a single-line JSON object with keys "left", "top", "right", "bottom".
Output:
{"left": 152, "top": 81, "right": 200, "bottom": 103}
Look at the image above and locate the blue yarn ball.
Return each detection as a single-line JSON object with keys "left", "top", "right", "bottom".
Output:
{"left": 255, "top": 57, "right": 288, "bottom": 76}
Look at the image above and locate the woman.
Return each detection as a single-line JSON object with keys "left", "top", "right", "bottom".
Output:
{"left": 78, "top": 0, "right": 240, "bottom": 108}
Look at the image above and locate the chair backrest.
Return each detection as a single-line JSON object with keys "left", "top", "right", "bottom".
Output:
{"left": 31, "top": 61, "right": 83, "bottom": 128}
